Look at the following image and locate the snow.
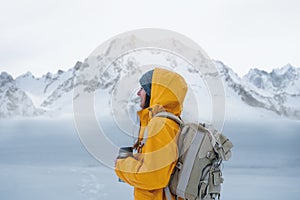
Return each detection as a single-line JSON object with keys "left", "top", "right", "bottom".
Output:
{"left": 0, "top": 117, "right": 299, "bottom": 200}
{"left": 0, "top": 164, "right": 133, "bottom": 200}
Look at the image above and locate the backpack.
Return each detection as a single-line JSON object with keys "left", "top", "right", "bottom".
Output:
{"left": 154, "top": 112, "right": 233, "bottom": 200}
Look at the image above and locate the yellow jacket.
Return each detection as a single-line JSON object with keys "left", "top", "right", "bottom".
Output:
{"left": 115, "top": 68, "right": 187, "bottom": 200}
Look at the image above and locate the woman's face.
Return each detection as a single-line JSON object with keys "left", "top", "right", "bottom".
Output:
{"left": 137, "top": 87, "right": 147, "bottom": 108}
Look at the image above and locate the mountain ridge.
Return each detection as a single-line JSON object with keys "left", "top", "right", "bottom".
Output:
{"left": 1, "top": 60, "right": 299, "bottom": 120}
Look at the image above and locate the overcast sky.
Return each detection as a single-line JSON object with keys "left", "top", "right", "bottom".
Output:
{"left": 1, "top": 0, "right": 299, "bottom": 78}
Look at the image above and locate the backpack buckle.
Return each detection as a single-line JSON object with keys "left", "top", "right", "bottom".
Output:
{"left": 176, "top": 162, "right": 183, "bottom": 170}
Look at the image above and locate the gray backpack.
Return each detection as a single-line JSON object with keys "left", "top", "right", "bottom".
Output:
{"left": 155, "top": 112, "right": 233, "bottom": 200}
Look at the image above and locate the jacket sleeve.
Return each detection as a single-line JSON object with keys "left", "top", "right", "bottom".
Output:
{"left": 115, "top": 118, "right": 179, "bottom": 190}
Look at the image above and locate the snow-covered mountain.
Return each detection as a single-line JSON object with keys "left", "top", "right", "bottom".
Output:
{"left": 242, "top": 64, "right": 300, "bottom": 117}
{"left": 1, "top": 57, "right": 299, "bottom": 120}
{"left": 0, "top": 72, "right": 43, "bottom": 117}
{"left": 214, "top": 61, "right": 300, "bottom": 120}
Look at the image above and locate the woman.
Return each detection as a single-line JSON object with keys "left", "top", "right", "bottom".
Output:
{"left": 115, "top": 68, "right": 187, "bottom": 200}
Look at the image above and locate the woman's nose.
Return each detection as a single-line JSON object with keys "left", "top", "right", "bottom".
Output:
{"left": 137, "top": 88, "right": 142, "bottom": 96}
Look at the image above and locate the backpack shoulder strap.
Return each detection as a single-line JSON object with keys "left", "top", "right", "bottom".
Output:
{"left": 164, "top": 186, "right": 173, "bottom": 200}
{"left": 154, "top": 112, "right": 184, "bottom": 126}
{"left": 138, "top": 112, "right": 183, "bottom": 151}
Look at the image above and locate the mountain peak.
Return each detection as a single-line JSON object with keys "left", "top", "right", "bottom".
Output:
{"left": 57, "top": 69, "right": 64, "bottom": 75}
{"left": 243, "top": 63, "right": 300, "bottom": 93}
{"left": 272, "top": 63, "right": 295, "bottom": 76}
{"left": 19, "top": 71, "right": 35, "bottom": 79}
{"left": 244, "top": 68, "right": 268, "bottom": 78}
{"left": 0, "top": 72, "right": 14, "bottom": 83}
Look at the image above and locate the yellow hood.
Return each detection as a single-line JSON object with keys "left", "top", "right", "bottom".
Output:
{"left": 149, "top": 68, "right": 188, "bottom": 116}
